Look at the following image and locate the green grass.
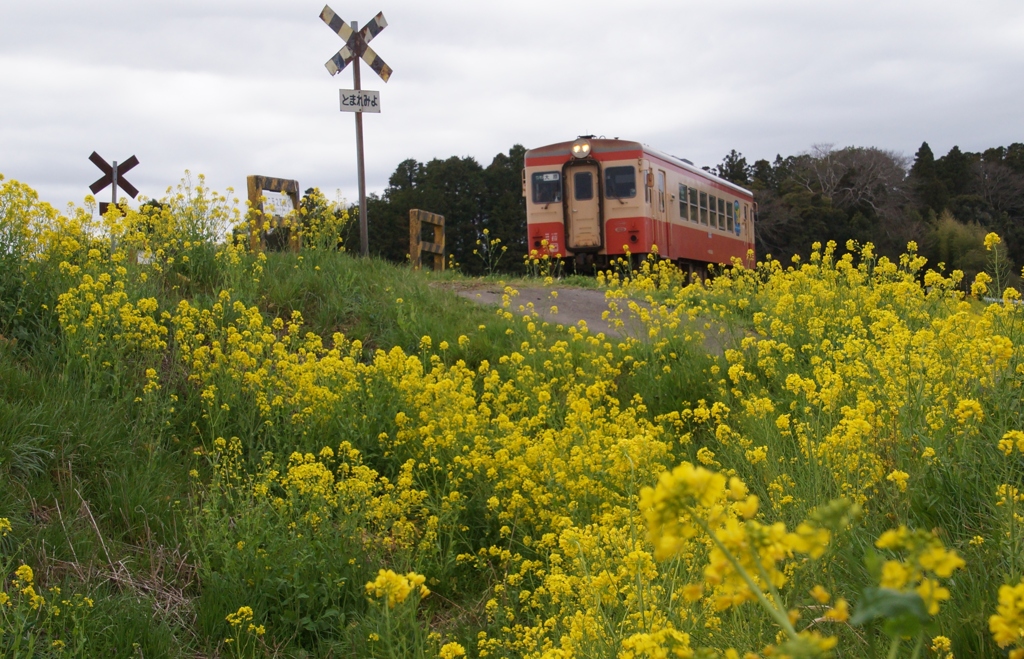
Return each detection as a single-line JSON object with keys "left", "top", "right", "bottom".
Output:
{"left": 260, "top": 251, "right": 529, "bottom": 357}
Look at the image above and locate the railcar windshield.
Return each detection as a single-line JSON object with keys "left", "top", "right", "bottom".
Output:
{"left": 604, "top": 166, "right": 637, "bottom": 199}
{"left": 531, "top": 172, "right": 562, "bottom": 204}
{"left": 574, "top": 171, "right": 594, "bottom": 200}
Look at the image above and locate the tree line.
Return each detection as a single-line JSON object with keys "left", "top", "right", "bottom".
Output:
{"left": 352, "top": 146, "right": 527, "bottom": 275}
{"left": 713, "top": 142, "right": 1024, "bottom": 280}
{"left": 345, "top": 140, "right": 1024, "bottom": 279}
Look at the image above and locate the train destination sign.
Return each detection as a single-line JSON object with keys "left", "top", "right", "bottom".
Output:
{"left": 339, "top": 89, "right": 380, "bottom": 113}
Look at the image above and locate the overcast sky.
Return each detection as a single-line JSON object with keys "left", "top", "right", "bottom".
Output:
{"left": 2, "top": 0, "right": 1023, "bottom": 211}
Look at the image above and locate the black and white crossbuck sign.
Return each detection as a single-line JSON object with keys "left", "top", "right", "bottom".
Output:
{"left": 319, "top": 7, "right": 392, "bottom": 82}
{"left": 89, "top": 151, "right": 139, "bottom": 215}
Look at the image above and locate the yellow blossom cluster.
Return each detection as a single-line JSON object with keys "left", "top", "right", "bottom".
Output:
{"left": 874, "top": 526, "right": 965, "bottom": 615}
{"left": 991, "top": 580, "right": 1024, "bottom": 656}
{"left": 365, "top": 569, "right": 429, "bottom": 608}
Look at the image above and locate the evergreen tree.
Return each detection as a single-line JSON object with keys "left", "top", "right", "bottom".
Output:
{"left": 714, "top": 150, "right": 751, "bottom": 186}
{"left": 908, "top": 142, "right": 948, "bottom": 215}
{"left": 1004, "top": 143, "right": 1024, "bottom": 173}
{"left": 936, "top": 145, "right": 973, "bottom": 198}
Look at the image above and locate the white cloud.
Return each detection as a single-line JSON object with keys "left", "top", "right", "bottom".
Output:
{"left": 1, "top": 0, "right": 1023, "bottom": 211}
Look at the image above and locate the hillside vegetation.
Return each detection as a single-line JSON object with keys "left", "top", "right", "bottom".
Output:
{"left": 2, "top": 173, "right": 1024, "bottom": 659}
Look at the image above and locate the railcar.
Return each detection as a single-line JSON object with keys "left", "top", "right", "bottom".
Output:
{"left": 523, "top": 136, "right": 756, "bottom": 274}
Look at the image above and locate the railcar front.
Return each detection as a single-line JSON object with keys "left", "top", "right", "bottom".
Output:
{"left": 524, "top": 138, "right": 647, "bottom": 263}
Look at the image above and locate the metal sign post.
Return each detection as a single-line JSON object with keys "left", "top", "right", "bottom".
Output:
{"left": 320, "top": 6, "right": 392, "bottom": 257}
{"left": 352, "top": 19, "right": 368, "bottom": 259}
{"left": 89, "top": 152, "right": 139, "bottom": 214}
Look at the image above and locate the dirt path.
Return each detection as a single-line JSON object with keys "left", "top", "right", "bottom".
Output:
{"left": 449, "top": 281, "right": 740, "bottom": 354}
{"left": 451, "top": 284, "right": 644, "bottom": 338}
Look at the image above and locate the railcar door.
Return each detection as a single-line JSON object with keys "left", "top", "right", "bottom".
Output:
{"left": 655, "top": 169, "right": 668, "bottom": 256}
{"left": 566, "top": 166, "right": 601, "bottom": 250}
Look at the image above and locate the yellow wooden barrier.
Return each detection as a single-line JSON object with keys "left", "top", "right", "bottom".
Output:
{"left": 409, "top": 209, "right": 445, "bottom": 271}
{"left": 247, "top": 175, "right": 301, "bottom": 252}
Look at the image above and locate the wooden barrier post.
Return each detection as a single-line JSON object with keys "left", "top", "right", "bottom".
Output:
{"left": 409, "top": 209, "right": 445, "bottom": 271}
{"left": 247, "top": 175, "right": 302, "bottom": 252}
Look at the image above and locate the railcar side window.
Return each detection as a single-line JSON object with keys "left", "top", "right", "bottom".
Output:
{"left": 726, "top": 200, "right": 735, "bottom": 232}
{"left": 699, "top": 191, "right": 708, "bottom": 225}
{"left": 574, "top": 171, "right": 594, "bottom": 200}
{"left": 678, "top": 185, "right": 688, "bottom": 220}
{"left": 710, "top": 195, "right": 718, "bottom": 228}
{"left": 532, "top": 172, "right": 562, "bottom": 204}
{"left": 689, "top": 187, "right": 698, "bottom": 223}
{"left": 605, "top": 166, "right": 637, "bottom": 199}
{"left": 718, "top": 198, "right": 726, "bottom": 230}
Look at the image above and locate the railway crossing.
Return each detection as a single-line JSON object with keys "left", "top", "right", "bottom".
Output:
{"left": 320, "top": 8, "right": 392, "bottom": 82}
{"left": 319, "top": 5, "right": 393, "bottom": 257}
{"left": 89, "top": 151, "right": 139, "bottom": 215}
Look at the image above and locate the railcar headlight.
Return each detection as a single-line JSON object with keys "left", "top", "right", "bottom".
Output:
{"left": 571, "top": 138, "right": 591, "bottom": 159}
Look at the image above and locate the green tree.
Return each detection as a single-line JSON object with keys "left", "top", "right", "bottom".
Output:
{"left": 714, "top": 150, "right": 752, "bottom": 186}
{"left": 908, "top": 142, "right": 948, "bottom": 214}
{"left": 750, "top": 146, "right": 915, "bottom": 261}
{"left": 922, "top": 210, "right": 988, "bottom": 286}
{"left": 365, "top": 146, "right": 528, "bottom": 274}
{"left": 936, "top": 145, "right": 973, "bottom": 198}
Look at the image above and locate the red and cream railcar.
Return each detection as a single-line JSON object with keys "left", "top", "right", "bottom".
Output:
{"left": 524, "top": 137, "right": 756, "bottom": 271}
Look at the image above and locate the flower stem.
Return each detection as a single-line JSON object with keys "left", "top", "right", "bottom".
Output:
{"left": 693, "top": 515, "right": 798, "bottom": 639}
{"left": 887, "top": 635, "right": 901, "bottom": 659}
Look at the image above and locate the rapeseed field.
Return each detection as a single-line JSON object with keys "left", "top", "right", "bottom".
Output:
{"left": 2, "top": 172, "right": 1024, "bottom": 658}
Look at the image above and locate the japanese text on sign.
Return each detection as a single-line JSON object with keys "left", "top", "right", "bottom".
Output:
{"left": 339, "top": 89, "right": 381, "bottom": 113}
{"left": 262, "top": 191, "right": 295, "bottom": 218}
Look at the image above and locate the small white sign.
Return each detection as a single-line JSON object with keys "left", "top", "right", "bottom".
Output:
{"left": 262, "top": 190, "right": 295, "bottom": 218}
{"left": 339, "top": 89, "right": 381, "bottom": 113}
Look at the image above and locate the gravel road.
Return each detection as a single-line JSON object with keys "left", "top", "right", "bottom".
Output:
{"left": 451, "top": 282, "right": 738, "bottom": 354}
{"left": 452, "top": 284, "right": 645, "bottom": 339}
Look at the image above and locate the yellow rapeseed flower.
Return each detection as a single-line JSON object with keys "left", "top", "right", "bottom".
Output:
{"left": 886, "top": 469, "right": 910, "bottom": 492}
{"left": 809, "top": 585, "right": 830, "bottom": 604}
{"left": 365, "top": 569, "right": 429, "bottom": 608}
{"left": 226, "top": 605, "right": 254, "bottom": 627}
{"left": 991, "top": 580, "right": 1024, "bottom": 648}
